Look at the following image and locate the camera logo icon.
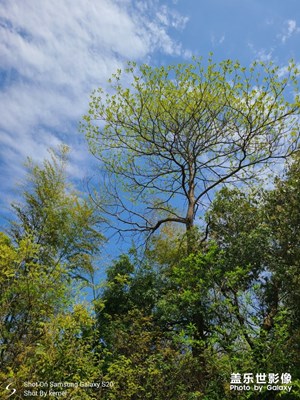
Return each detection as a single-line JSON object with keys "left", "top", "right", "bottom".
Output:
{"left": 5, "top": 383, "right": 16, "bottom": 398}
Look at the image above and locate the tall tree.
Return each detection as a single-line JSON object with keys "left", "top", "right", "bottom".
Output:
{"left": 82, "top": 57, "right": 300, "bottom": 244}
{"left": 0, "top": 146, "right": 104, "bottom": 394}
{"left": 10, "top": 145, "right": 103, "bottom": 276}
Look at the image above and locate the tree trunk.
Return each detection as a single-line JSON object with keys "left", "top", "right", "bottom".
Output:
{"left": 186, "top": 166, "right": 196, "bottom": 253}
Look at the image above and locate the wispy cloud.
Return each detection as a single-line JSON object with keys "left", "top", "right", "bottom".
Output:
{"left": 277, "top": 61, "right": 300, "bottom": 78}
{"left": 219, "top": 35, "right": 225, "bottom": 45}
{"left": 279, "top": 19, "right": 300, "bottom": 43}
{"left": 0, "top": 0, "right": 188, "bottom": 210}
{"left": 210, "top": 33, "right": 225, "bottom": 47}
{"left": 156, "top": 4, "right": 189, "bottom": 30}
{"left": 248, "top": 43, "right": 274, "bottom": 62}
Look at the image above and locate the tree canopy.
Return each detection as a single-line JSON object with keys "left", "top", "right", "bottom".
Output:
{"left": 82, "top": 57, "right": 300, "bottom": 241}
{"left": 10, "top": 146, "right": 104, "bottom": 276}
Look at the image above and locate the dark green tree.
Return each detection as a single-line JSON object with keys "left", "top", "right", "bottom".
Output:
{"left": 203, "top": 159, "right": 300, "bottom": 398}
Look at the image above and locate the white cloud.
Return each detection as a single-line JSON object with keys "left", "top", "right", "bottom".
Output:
{"left": 156, "top": 4, "right": 188, "bottom": 30}
{"left": 277, "top": 62, "right": 300, "bottom": 78}
{"left": 210, "top": 33, "right": 225, "bottom": 47}
{"left": 219, "top": 35, "right": 225, "bottom": 44}
{"left": 247, "top": 42, "right": 273, "bottom": 62}
{"left": 287, "top": 19, "right": 297, "bottom": 34}
{"left": 0, "top": 0, "right": 188, "bottom": 209}
{"left": 255, "top": 49, "right": 273, "bottom": 62}
{"left": 279, "top": 19, "right": 300, "bottom": 43}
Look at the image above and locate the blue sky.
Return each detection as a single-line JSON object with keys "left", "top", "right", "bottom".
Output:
{"left": 0, "top": 0, "right": 299, "bottom": 234}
